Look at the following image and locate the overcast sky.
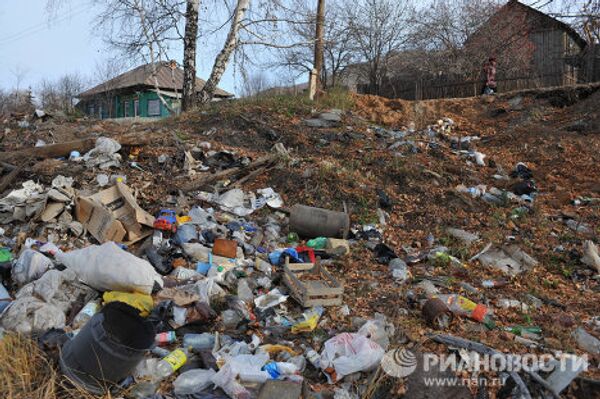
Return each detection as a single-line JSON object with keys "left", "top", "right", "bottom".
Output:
{"left": 0, "top": 0, "right": 568, "bottom": 98}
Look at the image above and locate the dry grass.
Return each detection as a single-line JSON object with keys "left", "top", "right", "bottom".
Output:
{"left": 0, "top": 333, "right": 112, "bottom": 399}
{"left": 0, "top": 333, "right": 58, "bottom": 399}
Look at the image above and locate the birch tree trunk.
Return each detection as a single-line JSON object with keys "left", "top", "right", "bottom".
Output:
{"left": 313, "top": 0, "right": 326, "bottom": 90}
{"left": 197, "top": 0, "right": 250, "bottom": 105}
{"left": 182, "top": 0, "right": 200, "bottom": 111}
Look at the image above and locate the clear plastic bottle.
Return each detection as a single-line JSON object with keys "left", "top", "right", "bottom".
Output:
{"left": 155, "top": 331, "right": 177, "bottom": 346}
{"left": 237, "top": 278, "right": 254, "bottom": 304}
{"left": 71, "top": 299, "right": 101, "bottom": 329}
{"left": 305, "top": 347, "right": 321, "bottom": 369}
{"left": 155, "top": 348, "right": 188, "bottom": 379}
{"left": 183, "top": 333, "right": 215, "bottom": 351}
{"left": 481, "top": 279, "right": 508, "bottom": 288}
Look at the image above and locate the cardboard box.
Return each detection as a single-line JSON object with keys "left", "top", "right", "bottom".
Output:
{"left": 75, "top": 182, "right": 155, "bottom": 244}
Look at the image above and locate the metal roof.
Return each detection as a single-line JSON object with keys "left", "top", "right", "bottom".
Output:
{"left": 79, "top": 62, "right": 234, "bottom": 98}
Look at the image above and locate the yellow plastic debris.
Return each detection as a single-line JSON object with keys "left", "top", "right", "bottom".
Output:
{"left": 259, "top": 344, "right": 298, "bottom": 356}
{"left": 291, "top": 314, "right": 319, "bottom": 334}
{"left": 177, "top": 215, "right": 192, "bottom": 225}
{"left": 102, "top": 291, "right": 154, "bottom": 317}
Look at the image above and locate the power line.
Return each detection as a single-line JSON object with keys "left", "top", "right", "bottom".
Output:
{"left": 0, "top": 4, "right": 89, "bottom": 46}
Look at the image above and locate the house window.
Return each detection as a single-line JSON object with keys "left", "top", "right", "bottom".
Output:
{"left": 134, "top": 99, "right": 139, "bottom": 117}
{"left": 89, "top": 105, "right": 95, "bottom": 116}
{"left": 148, "top": 99, "right": 161, "bottom": 116}
{"left": 123, "top": 100, "right": 129, "bottom": 117}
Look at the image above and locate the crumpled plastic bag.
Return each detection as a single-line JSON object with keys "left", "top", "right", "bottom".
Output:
{"left": 357, "top": 314, "right": 395, "bottom": 351}
{"left": 254, "top": 288, "right": 288, "bottom": 311}
{"left": 2, "top": 269, "right": 93, "bottom": 334}
{"left": 0, "top": 180, "right": 44, "bottom": 211}
{"left": 56, "top": 242, "right": 163, "bottom": 294}
{"left": 320, "top": 333, "right": 384, "bottom": 382}
{"left": 83, "top": 137, "right": 122, "bottom": 169}
{"left": 12, "top": 249, "right": 53, "bottom": 286}
{"left": 0, "top": 296, "right": 65, "bottom": 334}
{"left": 191, "top": 278, "right": 226, "bottom": 305}
{"left": 212, "top": 353, "right": 269, "bottom": 398}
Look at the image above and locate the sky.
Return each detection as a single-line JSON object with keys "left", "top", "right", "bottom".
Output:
{"left": 0, "top": 0, "right": 242, "bottom": 96}
{"left": 0, "top": 0, "right": 569, "bottom": 98}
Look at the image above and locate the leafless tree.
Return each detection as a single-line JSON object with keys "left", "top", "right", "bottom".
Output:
{"left": 36, "top": 73, "right": 85, "bottom": 113}
{"left": 272, "top": 0, "right": 355, "bottom": 88}
{"left": 92, "top": 57, "right": 127, "bottom": 118}
{"left": 241, "top": 71, "right": 271, "bottom": 97}
{"left": 182, "top": 0, "right": 200, "bottom": 111}
{"left": 405, "top": 0, "right": 502, "bottom": 79}
{"left": 343, "top": 0, "right": 414, "bottom": 95}
{"left": 547, "top": 0, "right": 600, "bottom": 44}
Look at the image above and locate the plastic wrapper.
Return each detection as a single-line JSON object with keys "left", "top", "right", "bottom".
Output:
{"left": 320, "top": 333, "right": 384, "bottom": 382}
{"left": 12, "top": 249, "right": 53, "bottom": 286}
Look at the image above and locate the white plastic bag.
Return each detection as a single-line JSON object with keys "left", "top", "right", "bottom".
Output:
{"left": 56, "top": 242, "right": 163, "bottom": 294}
{"left": 357, "top": 314, "right": 395, "bottom": 351}
{"left": 320, "top": 333, "right": 384, "bottom": 382}
{"left": 173, "top": 368, "right": 216, "bottom": 395}
{"left": 212, "top": 353, "right": 269, "bottom": 398}
{"left": 0, "top": 296, "right": 65, "bottom": 334}
{"left": 12, "top": 249, "right": 53, "bottom": 286}
{"left": 192, "top": 278, "right": 226, "bottom": 305}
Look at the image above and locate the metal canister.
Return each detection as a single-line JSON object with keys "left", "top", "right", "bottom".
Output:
{"left": 422, "top": 298, "right": 454, "bottom": 329}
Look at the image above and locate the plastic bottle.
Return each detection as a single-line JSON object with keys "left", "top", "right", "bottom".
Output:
{"left": 173, "top": 369, "right": 216, "bottom": 395}
{"left": 155, "top": 331, "right": 177, "bottom": 346}
{"left": 503, "top": 326, "right": 541, "bottom": 340}
{"left": 183, "top": 333, "right": 215, "bottom": 351}
{"left": 306, "top": 237, "right": 328, "bottom": 249}
{"left": 0, "top": 283, "right": 12, "bottom": 313}
{"left": 155, "top": 348, "right": 188, "bottom": 379}
{"left": 237, "top": 279, "right": 254, "bottom": 304}
{"left": 436, "top": 294, "right": 495, "bottom": 329}
{"left": 389, "top": 258, "right": 408, "bottom": 282}
{"left": 71, "top": 299, "right": 101, "bottom": 329}
{"left": 305, "top": 348, "right": 321, "bottom": 369}
{"left": 481, "top": 279, "right": 508, "bottom": 288}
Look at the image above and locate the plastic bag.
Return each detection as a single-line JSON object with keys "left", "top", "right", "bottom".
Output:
{"left": 83, "top": 137, "right": 122, "bottom": 169}
{"left": 103, "top": 291, "right": 154, "bottom": 317}
{"left": 12, "top": 249, "right": 53, "bottom": 286}
{"left": 192, "top": 278, "right": 226, "bottom": 305}
{"left": 320, "top": 333, "right": 384, "bottom": 382}
{"left": 0, "top": 296, "right": 65, "bottom": 334}
{"left": 357, "top": 314, "right": 395, "bottom": 351}
{"left": 254, "top": 288, "right": 288, "bottom": 311}
{"left": 212, "top": 353, "right": 269, "bottom": 399}
{"left": 56, "top": 242, "right": 163, "bottom": 294}
{"left": 173, "top": 368, "right": 216, "bottom": 395}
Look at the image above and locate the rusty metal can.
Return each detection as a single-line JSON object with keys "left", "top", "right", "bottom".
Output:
{"left": 422, "top": 298, "right": 454, "bottom": 329}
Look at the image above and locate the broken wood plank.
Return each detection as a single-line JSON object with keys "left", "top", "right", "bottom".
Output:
{"left": 180, "top": 154, "right": 277, "bottom": 192}
{"left": 0, "top": 165, "right": 22, "bottom": 193}
{"left": 0, "top": 133, "right": 152, "bottom": 163}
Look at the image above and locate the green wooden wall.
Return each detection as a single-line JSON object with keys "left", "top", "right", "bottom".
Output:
{"left": 114, "top": 90, "right": 179, "bottom": 118}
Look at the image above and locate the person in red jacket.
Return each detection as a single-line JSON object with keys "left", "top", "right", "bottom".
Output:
{"left": 482, "top": 57, "right": 497, "bottom": 95}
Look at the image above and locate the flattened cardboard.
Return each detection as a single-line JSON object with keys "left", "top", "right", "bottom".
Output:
{"left": 75, "top": 182, "right": 154, "bottom": 244}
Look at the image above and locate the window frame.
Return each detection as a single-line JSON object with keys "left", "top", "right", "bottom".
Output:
{"left": 147, "top": 98, "right": 161, "bottom": 116}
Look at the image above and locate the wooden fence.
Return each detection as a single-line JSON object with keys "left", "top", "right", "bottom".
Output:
{"left": 358, "top": 73, "right": 575, "bottom": 101}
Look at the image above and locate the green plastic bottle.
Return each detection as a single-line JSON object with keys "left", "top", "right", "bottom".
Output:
{"left": 306, "top": 237, "right": 327, "bottom": 249}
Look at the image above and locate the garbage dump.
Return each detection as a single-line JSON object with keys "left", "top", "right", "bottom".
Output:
{"left": 0, "top": 86, "right": 599, "bottom": 398}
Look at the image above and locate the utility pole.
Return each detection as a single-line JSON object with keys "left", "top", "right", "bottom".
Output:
{"left": 309, "top": 0, "right": 326, "bottom": 100}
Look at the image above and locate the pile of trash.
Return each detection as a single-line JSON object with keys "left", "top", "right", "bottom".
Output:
{"left": 0, "top": 92, "right": 599, "bottom": 399}
{"left": 0, "top": 147, "right": 400, "bottom": 398}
